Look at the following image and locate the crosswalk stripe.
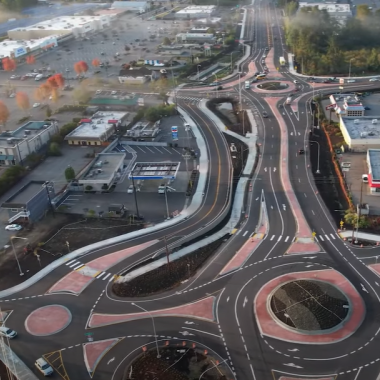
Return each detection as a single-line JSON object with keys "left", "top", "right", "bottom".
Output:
{"left": 270, "top": 235, "right": 275, "bottom": 241}
{"left": 96, "top": 272, "right": 106, "bottom": 279}
{"left": 277, "top": 235, "right": 282, "bottom": 241}
{"left": 314, "top": 237, "right": 318, "bottom": 242}
{"left": 73, "top": 264, "right": 85, "bottom": 270}
{"left": 330, "top": 234, "right": 336, "bottom": 240}
{"left": 325, "top": 234, "right": 330, "bottom": 241}
{"left": 319, "top": 235, "right": 324, "bottom": 241}
{"left": 103, "top": 273, "right": 112, "bottom": 281}
{"left": 66, "top": 259, "right": 76, "bottom": 266}
{"left": 69, "top": 261, "right": 80, "bottom": 268}
{"left": 284, "top": 236, "right": 289, "bottom": 242}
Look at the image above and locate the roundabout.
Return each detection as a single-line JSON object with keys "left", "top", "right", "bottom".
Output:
{"left": 257, "top": 81, "right": 289, "bottom": 91}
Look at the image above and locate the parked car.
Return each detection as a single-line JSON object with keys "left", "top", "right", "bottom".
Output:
{"left": 35, "top": 358, "right": 54, "bottom": 376}
{"left": 298, "top": 149, "right": 305, "bottom": 155}
{"left": 347, "top": 79, "right": 356, "bottom": 83}
{"left": 5, "top": 224, "right": 22, "bottom": 231}
{"left": 0, "top": 326, "right": 17, "bottom": 338}
{"left": 127, "top": 185, "right": 134, "bottom": 193}
{"left": 369, "top": 78, "right": 380, "bottom": 82}
{"left": 95, "top": 90, "right": 102, "bottom": 95}
{"left": 364, "top": 106, "right": 371, "bottom": 110}
{"left": 33, "top": 103, "right": 41, "bottom": 108}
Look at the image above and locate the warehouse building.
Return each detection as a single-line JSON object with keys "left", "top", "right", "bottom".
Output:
{"left": 175, "top": 6, "right": 216, "bottom": 19}
{"left": 65, "top": 111, "right": 129, "bottom": 146}
{"left": 339, "top": 117, "right": 380, "bottom": 152}
{"left": 0, "top": 121, "right": 58, "bottom": 166}
{"left": 298, "top": 2, "right": 352, "bottom": 24}
{"left": 8, "top": 15, "right": 111, "bottom": 40}
{"left": 176, "top": 33, "right": 216, "bottom": 44}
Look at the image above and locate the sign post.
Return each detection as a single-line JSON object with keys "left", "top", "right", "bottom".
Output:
{"left": 171, "top": 126, "right": 178, "bottom": 141}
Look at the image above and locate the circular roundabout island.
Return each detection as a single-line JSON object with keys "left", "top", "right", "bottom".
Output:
{"left": 257, "top": 81, "right": 289, "bottom": 91}
{"left": 270, "top": 279, "right": 350, "bottom": 332}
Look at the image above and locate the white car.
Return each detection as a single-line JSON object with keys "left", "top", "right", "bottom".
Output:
{"left": 95, "top": 90, "right": 102, "bottom": 95}
{"left": 65, "top": 68, "right": 70, "bottom": 72}
{"left": 35, "top": 358, "right": 53, "bottom": 376}
{"left": 293, "top": 80, "right": 299, "bottom": 84}
{"left": 127, "top": 185, "right": 134, "bottom": 193}
{"left": 9, "top": 93, "right": 15, "bottom": 98}
{"left": 111, "top": 91, "right": 117, "bottom": 95}
{"left": 369, "top": 78, "right": 380, "bottom": 82}
{"left": 0, "top": 326, "right": 17, "bottom": 339}
{"left": 5, "top": 224, "right": 22, "bottom": 231}
{"left": 347, "top": 79, "right": 356, "bottom": 83}
{"left": 33, "top": 103, "right": 41, "bottom": 108}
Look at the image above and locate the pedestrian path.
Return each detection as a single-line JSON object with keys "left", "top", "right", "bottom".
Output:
{"left": 232, "top": 231, "right": 341, "bottom": 243}
{"left": 176, "top": 95, "right": 203, "bottom": 102}
{"left": 64, "top": 260, "right": 116, "bottom": 282}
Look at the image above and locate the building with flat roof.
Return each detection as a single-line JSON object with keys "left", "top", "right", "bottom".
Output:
{"left": 118, "top": 67, "right": 156, "bottom": 85}
{"left": 176, "top": 5, "right": 216, "bottom": 19}
{"left": 367, "top": 149, "right": 380, "bottom": 194}
{"left": 176, "top": 33, "right": 215, "bottom": 44}
{"left": 340, "top": 117, "right": 380, "bottom": 151}
{"left": 8, "top": 15, "right": 111, "bottom": 40}
{"left": 77, "top": 153, "right": 126, "bottom": 192}
{"left": 329, "top": 94, "right": 365, "bottom": 117}
{"left": 298, "top": 2, "right": 352, "bottom": 23}
{"left": 2, "top": 180, "right": 55, "bottom": 223}
{"left": 111, "top": 1, "right": 148, "bottom": 13}
{"left": 65, "top": 111, "right": 128, "bottom": 146}
{"left": 0, "top": 121, "right": 58, "bottom": 167}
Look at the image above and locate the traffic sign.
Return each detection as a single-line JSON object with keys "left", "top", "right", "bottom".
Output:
{"left": 85, "top": 332, "right": 94, "bottom": 336}
{"left": 312, "top": 231, "right": 316, "bottom": 236}
{"left": 340, "top": 220, "right": 344, "bottom": 227}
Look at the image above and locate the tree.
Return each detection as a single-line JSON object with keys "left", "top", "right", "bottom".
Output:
{"left": 48, "top": 142, "right": 61, "bottom": 156}
{"left": 0, "top": 101, "right": 10, "bottom": 126}
{"left": 35, "top": 83, "right": 51, "bottom": 102}
{"left": 162, "top": 37, "right": 171, "bottom": 45}
{"left": 47, "top": 73, "right": 65, "bottom": 89}
{"left": 72, "top": 86, "right": 91, "bottom": 104}
{"left": 45, "top": 105, "right": 52, "bottom": 118}
{"left": 74, "top": 60, "right": 89, "bottom": 75}
{"left": 15, "top": 92, "right": 30, "bottom": 112}
{"left": 122, "top": 63, "right": 131, "bottom": 70}
{"left": 51, "top": 88, "right": 59, "bottom": 103}
{"left": 92, "top": 58, "right": 100, "bottom": 67}
{"left": 2, "top": 57, "right": 16, "bottom": 72}
{"left": 64, "top": 166, "right": 75, "bottom": 182}
{"left": 356, "top": 4, "right": 371, "bottom": 20}
{"left": 26, "top": 55, "right": 36, "bottom": 65}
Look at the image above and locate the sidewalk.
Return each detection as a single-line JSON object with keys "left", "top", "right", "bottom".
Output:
{"left": 339, "top": 230, "right": 380, "bottom": 243}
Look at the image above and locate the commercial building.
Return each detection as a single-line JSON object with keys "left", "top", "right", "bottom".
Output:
{"left": 2, "top": 181, "right": 55, "bottom": 223}
{"left": 8, "top": 15, "right": 111, "bottom": 40}
{"left": 65, "top": 111, "right": 129, "bottom": 146}
{"left": 329, "top": 94, "right": 365, "bottom": 117}
{"left": 298, "top": 2, "right": 352, "bottom": 23}
{"left": 176, "top": 33, "right": 216, "bottom": 44}
{"left": 175, "top": 6, "right": 216, "bottom": 19}
{"left": 0, "top": 36, "right": 58, "bottom": 68}
{"left": 0, "top": 121, "right": 59, "bottom": 167}
{"left": 111, "top": 1, "right": 148, "bottom": 13}
{"left": 366, "top": 149, "right": 380, "bottom": 194}
{"left": 77, "top": 153, "right": 126, "bottom": 192}
{"left": 125, "top": 121, "right": 160, "bottom": 139}
{"left": 118, "top": 67, "right": 158, "bottom": 85}
{"left": 339, "top": 117, "right": 380, "bottom": 151}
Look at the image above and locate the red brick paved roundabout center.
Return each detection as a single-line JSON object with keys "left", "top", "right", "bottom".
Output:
{"left": 254, "top": 269, "right": 365, "bottom": 344}
{"left": 25, "top": 305, "right": 72, "bottom": 336}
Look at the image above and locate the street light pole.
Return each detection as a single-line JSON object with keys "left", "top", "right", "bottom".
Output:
{"left": 197, "top": 64, "right": 201, "bottom": 81}
{"left": 349, "top": 58, "right": 354, "bottom": 79}
{"left": 131, "top": 303, "right": 161, "bottom": 358}
{"left": 130, "top": 172, "right": 140, "bottom": 219}
{"left": 238, "top": 72, "right": 242, "bottom": 108}
{"left": 310, "top": 140, "right": 321, "bottom": 174}
{"left": 213, "top": 72, "right": 218, "bottom": 98}
{"left": 10, "top": 237, "right": 26, "bottom": 276}
{"left": 164, "top": 186, "right": 170, "bottom": 220}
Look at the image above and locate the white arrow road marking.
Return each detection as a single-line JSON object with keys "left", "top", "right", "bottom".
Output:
{"left": 273, "top": 167, "right": 277, "bottom": 172}
{"left": 264, "top": 167, "right": 267, "bottom": 172}
{"left": 179, "top": 331, "right": 195, "bottom": 336}
{"left": 361, "top": 284, "right": 369, "bottom": 293}
{"left": 290, "top": 132, "right": 293, "bottom": 136}
{"left": 375, "top": 282, "right": 379, "bottom": 287}
{"left": 184, "top": 321, "right": 196, "bottom": 325}
{"left": 283, "top": 363, "right": 303, "bottom": 369}
{"left": 305, "top": 265, "right": 313, "bottom": 268}
{"left": 107, "top": 357, "right": 115, "bottom": 365}
{"left": 287, "top": 349, "right": 299, "bottom": 352}
{"left": 271, "top": 205, "right": 274, "bottom": 209}
{"left": 282, "top": 204, "right": 286, "bottom": 210}
{"left": 243, "top": 297, "right": 248, "bottom": 308}
{"left": 226, "top": 296, "right": 230, "bottom": 302}
{"left": 255, "top": 197, "right": 259, "bottom": 201}
{"left": 298, "top": 132, "right": 301, "bottom": 135}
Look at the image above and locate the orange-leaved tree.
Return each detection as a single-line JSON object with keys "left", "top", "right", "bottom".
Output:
{"left": 92, "top": 58, "right": 100, "bottom": 68}
{"left": 74, "top": 60, "right": 89, "bottom": 75}
{"left": 3, "top": 57, "right": 17, "bottom": 72}
{"left": 34, "top": 83, "right": 51, "bottom": 102}
{"left": 47, "top": 73, "right": 64, "bottom": 89}
{"left": 15, "top": 92, "right": 30, "bottom": 112}
{"left": 26, "top": 55, "right": 36, "bottom": 65}
{"left": 0, "top": 101, "right": 10, "bottom": 126}
{"left": 50, "top": 87, "right": 60, "bottom": 103}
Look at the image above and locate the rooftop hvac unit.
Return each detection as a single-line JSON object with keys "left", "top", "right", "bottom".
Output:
{"left": 24, "top": 130, "right": 31, "bottom": 135}
{"left": 361, "top": 132, "right": 367, "bottom": 138}
{"left": 372, "top": 119, "right": 378, "bottom": 124}
{"left": 92, "top": 125, "right": 97, "bottom": 129}
{"left": 354, "top": 119, "right": 360, "bottom": 124}
{"left": 97, "top": 120, "right": 102, "bottom": 124}
{"left": 6, "top": 138, "right": 14, "bottom": 145}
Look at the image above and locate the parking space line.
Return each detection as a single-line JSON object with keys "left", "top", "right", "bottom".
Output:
{"left": 153, "top": 147, "right": 164, "bottom": 153}
{"left": 172, "top": 148, "right": 181, "bottom": 154}
{"left": 162, "top": 147, "right": 172, "bottom": 154}
{"left": 136, "top": 147, "right": 146, "bottom": 153}
{"left": 145, "top": 147, "right": 155, "bottom": 153}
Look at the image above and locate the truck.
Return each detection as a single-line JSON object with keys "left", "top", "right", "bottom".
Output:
{"left": 279, "top": 56, "right": 286, "bottom": 66}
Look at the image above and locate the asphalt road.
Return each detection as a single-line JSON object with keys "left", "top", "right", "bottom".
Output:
{"left": 4, "top": 1, "right": 380, "bottom": 380}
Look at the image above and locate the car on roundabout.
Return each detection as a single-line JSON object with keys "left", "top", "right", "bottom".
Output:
{"left": 369, "top": 78, "right": 380, "bottom": 82}
{"left": 5, "top": 224, "right": 22, "bottom": 231}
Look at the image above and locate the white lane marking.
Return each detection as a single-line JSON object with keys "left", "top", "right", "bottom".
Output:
{"left": 96, "top": 272, "right": 106, "bottom": 279}
{"left": 325, "top": 234, "right": 330, "bottom": 241}
{"left": 103, "top": 273, "right": 112, "bottom": 281}
{"left": 68, "top": 261, "right": 80, "bottom": 268}
{"left": 330, "top": 234, "right": 336, "bottom": 240}
{"left": 243, "top": 231, "right": 248, "bottom": 237}
{"left": 319, "top": 235, "right": 324, "bottom": 241}
{"left": 284, "top": 236, "right": 289, "bottom": 242}
{"left": 73, "top": 264, "right": 84, "bottom": 270}
{"left": 270, "top": 235, "right": 275, "bottom": 241}
{"left": 278, "top": 236, "right": 282, "bottom": 242}
{"left": 66, "top": 259, "right": 77, "bottom": 265}
{"left": 236, "top": 230, "right": 242, "bottom": 235}
{"left": 311, "top": 210, "right": 315, "bottom": 215}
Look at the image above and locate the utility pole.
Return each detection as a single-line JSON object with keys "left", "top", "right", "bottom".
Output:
{"left": 130, "top": 172, "right": 140, "bottom": 220}
{"left": 353, "top": 181, "right": 364, "bottom": 244}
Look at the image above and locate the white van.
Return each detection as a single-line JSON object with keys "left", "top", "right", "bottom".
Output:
{"left": 244, "top": 80, "right": 250, "bottom": 89}
{"left": 35, "top": 74, "right": 43, "bottom": 81}
{"left": 158, "top": 184, "right": 166, "bottom": 194}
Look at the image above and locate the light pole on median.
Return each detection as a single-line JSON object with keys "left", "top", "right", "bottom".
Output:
{"left": 197, "top": 64, "right": 201, "bottom": 81}
{"left": 310, "top": 140, "right": 321, "bottom": 174}
{"left": 131, "top": 303, "right": 161, "bottom": 358}
{"left": 212, "top": 72, "right": 218, "bottom": 98}
{"left": 10, "top": 237, "right": 28, "bottom": 276}
{"left": 238, "top": 72, "right": 242, "bottom": 109}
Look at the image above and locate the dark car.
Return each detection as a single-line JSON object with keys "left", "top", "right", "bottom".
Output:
{"left": 365, "top": 106, "right": 371, "bottom": 110}
{"left": 299, "top": 149, "right": 305, "bottom": 155}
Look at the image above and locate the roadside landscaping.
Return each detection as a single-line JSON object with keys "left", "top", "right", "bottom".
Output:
{"left": 124, "top": 347, "right": 228, "bottom": 380}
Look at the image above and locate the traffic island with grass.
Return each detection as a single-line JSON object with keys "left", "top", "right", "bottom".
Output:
{"left": 125, "top": 347, "right": 228, "bottom": 380}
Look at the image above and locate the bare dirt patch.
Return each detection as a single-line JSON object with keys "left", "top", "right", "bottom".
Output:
{"left": 0, "top": 215, "right": 143, "bottom": 291}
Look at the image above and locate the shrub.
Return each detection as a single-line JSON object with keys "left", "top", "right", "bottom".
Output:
{"left": 18, "top": 116, "right": 30, "bottom": 124}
